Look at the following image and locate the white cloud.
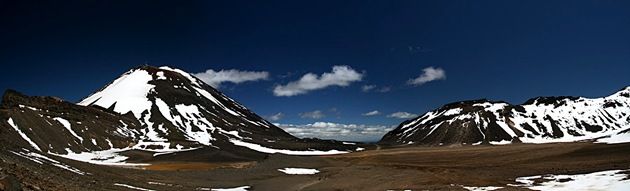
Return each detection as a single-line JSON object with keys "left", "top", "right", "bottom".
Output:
{"left": 299, "top": 110, "right": 325, "bottom": 119}
{"left": 362, "top": 110, "right": 381, "bottom": 116}
{"left": 407, "top": 67, "right": 446, "bottom": 86}
{"left": 362, "top": 85, "right": 391, "bottom": 93}
{"left": 387, "top": 112, "right": 418, "bottom": 119}
{"left": 361, "top": 85, "right": 376, "bottom": 92}
{"left": 275, "top": 122, "right": 395, "bottom": 142}
{"left": 267, "top": 112, "right": 284, "bottom": 121}
{"left": 194, "top": 69, "right": 270, "bottom": 88}
{"left": 273, "top": 65, "right": 363, "bottom": 96}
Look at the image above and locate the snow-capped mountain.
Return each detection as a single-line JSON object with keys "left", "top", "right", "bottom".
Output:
{"left": 379, "top": 87, "right": 630, "bottom": 145}
{"left": 0, "top": 66, "right": 358, "bottom": 166}
{"left": 78, "top": 66, "right": 295, "bottom": 149}
{"left": 76, "top": 66, "right": 357, "bottom": 155}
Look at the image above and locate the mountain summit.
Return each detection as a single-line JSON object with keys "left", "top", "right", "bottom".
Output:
{"left": 78, "top": 66, "right": 294, "bottom": 149}
{"left": 379, "top": 87, "right": 630, "bottom": 145}
{"left": 76, "top": 66, "right": 357, "bottom": 155}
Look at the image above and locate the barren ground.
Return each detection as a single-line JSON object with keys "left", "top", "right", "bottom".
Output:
{"left": 1, "top": 142, "right": 629, "bottom": 190}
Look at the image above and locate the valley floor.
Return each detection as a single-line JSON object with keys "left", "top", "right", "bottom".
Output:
{"left": 2, "top": 142, "right": 630, "bottom": 191}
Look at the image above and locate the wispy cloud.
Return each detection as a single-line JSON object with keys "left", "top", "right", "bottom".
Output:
{"left": 273, "top": 65, "right": 363, "bottom": 96}
{"left": 362, "top": 85, "right": 391, "bottom": 93}
{"left": 362, "top": 110, "right": 381, "bottom": 116}
{"left": 194, "top": 69, "right": 269, "bottom": 88}
{"left": 276, "top": 122, "right": 395, "bottom": 142}
{"left": 407, "top": 67, "right": 446, "bottom": 86}
{"left": 361, "top": 85, "right": 376, "bottom": 92}
{"left": 267, "top": 112, "right": 284, "bottom": 121}
{"left": 387, "top": 111, "right": 418, "bottom": 119}
{"left": 299, "top": 110, "right": 325, "bottom": 119}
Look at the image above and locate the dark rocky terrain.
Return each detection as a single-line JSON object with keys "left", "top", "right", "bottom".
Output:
{"left": 0, "top": 90, "right": 143, "bottom": 154}
{"left": 1, "top": 141, "right": 629, "bottom": 190}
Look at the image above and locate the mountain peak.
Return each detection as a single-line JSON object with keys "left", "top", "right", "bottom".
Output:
{"left": 77, "top": 65, "right": 296, "bottom": 149}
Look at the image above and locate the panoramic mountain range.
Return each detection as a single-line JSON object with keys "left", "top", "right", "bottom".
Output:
{"left": 1, "top": 66, "right": 629, "bottom": 164}
{"left": 380, "top": 87, "right": 630, "bottom": 146}
{"left": 0, "top": 66, "right": 628, "bottom": 190}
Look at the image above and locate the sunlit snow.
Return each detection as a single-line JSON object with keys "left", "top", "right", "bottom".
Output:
{"left": 230, "top": 139, "right": 348, "bottom": 155}
{"left": 53, "top": 117, "right": 83, "bottom": 143}
{"left": 78, "top": 69, "right": 155, "bottom": 118}
{"left": 511, "top": 169, "right": 630, "bottom": 191}
{"left": 278, "top": 168, "right": 320, "bottom": 175}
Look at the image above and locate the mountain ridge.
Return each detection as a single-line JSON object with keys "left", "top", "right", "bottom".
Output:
{"left": 379, "top": 86, "right": 630, "bottom": 146}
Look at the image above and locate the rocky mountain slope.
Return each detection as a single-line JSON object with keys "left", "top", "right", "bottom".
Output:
{"left": 0, "top": 90, "right": 143, "bottom": 154}
{"left": 77, "top": 66, "right": 298, "bottom": 151}
{"left": 0, "top": 66, "right": 358, "bottom": 167}
{"left": 379, "top": 87, "right": 630, "bottom": 145}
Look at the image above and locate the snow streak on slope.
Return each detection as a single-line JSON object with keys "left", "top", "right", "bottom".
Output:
{"left": 10, "top": 148, "right": 87, "bottom": 175}
{"left": 7, "top": 118, "right": 41, "bottom": 151}
{"left": 380, "top": 87, "right": 630, "bottom": 145}
{"left": 229, "top": 139, "right": 348, "bottom": 155}
{"left": 208, "top": 186, "right": 251, "bottom": 191}
{"left": 53, "top": 117, "right": 83, "bottom": 143}
{"left": 113, "top": 183, "right": 155, "bottom": 191}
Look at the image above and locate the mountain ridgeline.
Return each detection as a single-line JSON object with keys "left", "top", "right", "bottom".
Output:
{"left": 1, "top": 65, "right": 628, "bottom": 163}
{"left": 379, "top": 87, "right": 630, "bottom": 146}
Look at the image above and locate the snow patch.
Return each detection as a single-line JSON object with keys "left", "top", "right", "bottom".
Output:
{"left": 18, "top": 105, "right": 39, "bottom": 111}
{"left": 511, "top": 169, "right": 630, "bottom": 191}
{"left": 278, "top": 168, "right": 320, "bottom": 175}
{"left": 230, "top": 139, "right": 348, "bottom": 155}
{"left": 461, "top": 186, "right": 503, "bottom": 191}
{"left": 205, "top": 186, "right": 251, "bottom": 191}
{"left": 156, "top": 71, "right": 167, "bottom": 80}
{"left": 133, "top": 141, "right": 200, "bottom": 156}
{"left": 49, "top": 148, "right": 149, "bottom": 166}
{"left": 442, "top": 108, "right": 463, "bottom": 116}
{"left": 489, "top": 140, "right": 512, "bottom": 145}
{"left": 159, "top": 66, "right": 201, "bottom": 87}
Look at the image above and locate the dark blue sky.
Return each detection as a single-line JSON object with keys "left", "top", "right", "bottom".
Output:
{"left": 1, "top": 0, "right": 629, "bottom": 129}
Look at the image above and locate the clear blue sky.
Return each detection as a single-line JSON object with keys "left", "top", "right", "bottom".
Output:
{"left": 1, "top": 1, "right": 629, "bottom": 140}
